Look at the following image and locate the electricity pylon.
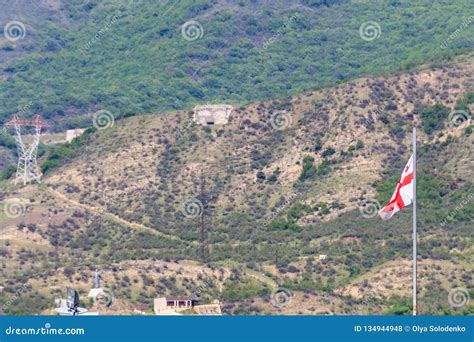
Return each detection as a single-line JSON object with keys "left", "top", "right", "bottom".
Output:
{"left": 4, "top": 114, "right": 49, "bottom": 186}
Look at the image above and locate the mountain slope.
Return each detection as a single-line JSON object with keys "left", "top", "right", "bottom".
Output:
{"left": 0, "top": 0, "right": 473, "bottom": 128}
{"left": 1, "top": 54, "right": 472, "bottom": 315}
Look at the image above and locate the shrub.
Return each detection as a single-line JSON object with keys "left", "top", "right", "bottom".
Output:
{"left": 322, "top": 147, "right": 336, "bottom": 157}
{"left": 316, "top": 159, "right": 330, "bottom": 176}
{"left": 267, "top": 168, "right": 281, "bottom": 183}
{"left": 314, "top": 138, "right": 323, "bottom": 152}
{"left": 466, "top": 125, "right": 473, "bottom": 136}
{"left": 222, "top": 278, "right": 270, "bottom": 302}
{"left": 299, "top": 156, "right": 317, "bottom": 181}
{"left": 420, "top": 104, "right": 449, "bottom": 135}
{"left": 0, "top": 165, "right": 16, "bottom": 180}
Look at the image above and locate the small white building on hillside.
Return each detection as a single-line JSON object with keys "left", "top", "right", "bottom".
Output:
{"left": 193, "top": 104, "right": 233, "bottom": 126}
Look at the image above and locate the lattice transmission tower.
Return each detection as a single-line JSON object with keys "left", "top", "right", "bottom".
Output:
{"left": 4, "top": 114, "right": 49, "bottom": 186}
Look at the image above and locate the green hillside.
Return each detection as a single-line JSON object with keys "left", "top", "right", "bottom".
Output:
{"left": 1, "top": 55, "right": 472, "bottom": 315}
{"left": 0, "top": 0, "right": 472, "bottom": 316}
{"left": 0, "top": 0, "right": 473, "bottom": 129}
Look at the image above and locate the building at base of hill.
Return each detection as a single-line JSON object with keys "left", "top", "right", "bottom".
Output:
{"left": 154, "top": 296, "right": 222, "bottom": 315}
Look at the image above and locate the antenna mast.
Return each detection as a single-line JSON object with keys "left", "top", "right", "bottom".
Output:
{"left": 199, "top": 168, "right": 209, "bottom": 262}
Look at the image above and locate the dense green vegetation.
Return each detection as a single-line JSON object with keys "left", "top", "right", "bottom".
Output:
{"left": 299, "top": 156, "right": 317, "bottom": 181}
{"left": 419, "top": 93, "right": 473, "bottom": 136}
{"left": 455, "top": 92, "right": 474, "bottom": 112}
{"left": 0, "top": 165, "right": 15, "bottom": 180}
{"left": 420, "top": 104, "right": 450, "bottom": 135}
{"left": 223, "top": 276, "right": 270, "bottom": 302}
{"left": 40, "top": 128, "right": 96, "bottom": 174}
{"left": 0, "top": 0, "right": 472, "bottom": 130}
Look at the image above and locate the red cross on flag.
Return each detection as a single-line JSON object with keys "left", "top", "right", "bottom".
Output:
{"left": 378, "top": 154, "right": 414, "bottom": 220}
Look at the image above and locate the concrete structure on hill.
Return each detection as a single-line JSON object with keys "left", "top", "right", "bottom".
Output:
{"left": 66, "top": 128, "right": 86, "bottom": 143}
{"left": 193, "top": 104, "right": 233, "bottom": 126}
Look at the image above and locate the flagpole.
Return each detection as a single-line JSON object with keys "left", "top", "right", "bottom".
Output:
{"left": 412, "top": 127, "right": 417, "bottom": 316}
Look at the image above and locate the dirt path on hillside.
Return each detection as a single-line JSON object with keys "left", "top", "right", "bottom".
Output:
{"left": 246, "top": 267, "right": 278, "bottom": 288}
{"left": 218, "top": 260, "right": 278, "bottom": 288}
{"left": 45, "top": 186, "right": 195, "bottom": 246}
